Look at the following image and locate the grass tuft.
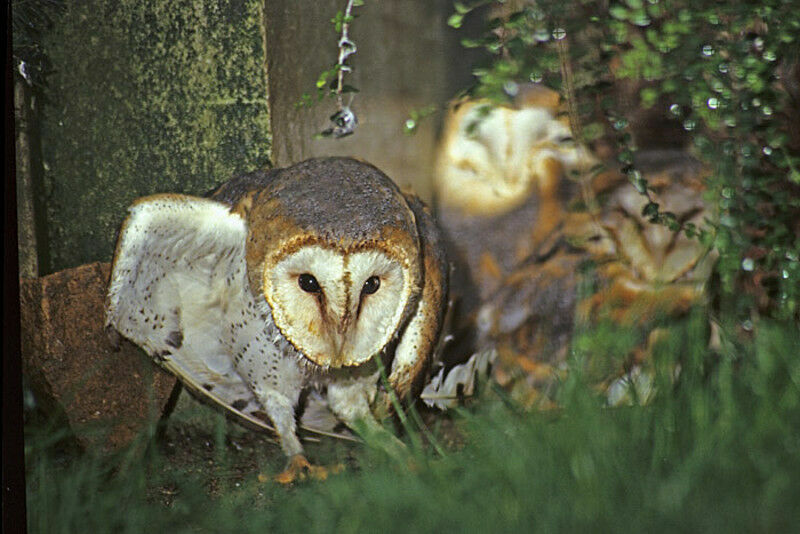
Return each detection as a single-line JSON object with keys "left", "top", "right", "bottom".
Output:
{"left": 25, "top": 316, "right": 800, "bottom": 532}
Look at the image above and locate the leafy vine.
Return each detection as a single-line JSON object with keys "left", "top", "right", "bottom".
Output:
{"left": 298, "top": 0, "right": 364, "bottom": 138}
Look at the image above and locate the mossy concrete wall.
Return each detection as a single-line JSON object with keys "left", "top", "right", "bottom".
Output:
{"left": 35, "top": 0, "right": 466, "bottom": 273}
{"left": 40, "top": 1, "right": 272, "bottom": 272}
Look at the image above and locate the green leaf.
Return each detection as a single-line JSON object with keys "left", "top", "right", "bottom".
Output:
{"left": 454, "top": 1, "right": 470, "bottom": 15}
{"left": 316, "top": 70, "right": 331, "bottom": 89}
{"left": 448, "top": 13, "right": 464, "bottom": 28}
{"left": 642, "top": 202, "right": 660, "bottom": 219}
{"left": 640, "top": 87, "right": 659, "bottom": 108}
{"left": 609, "top": 5, "right": 629, "bottom": 21}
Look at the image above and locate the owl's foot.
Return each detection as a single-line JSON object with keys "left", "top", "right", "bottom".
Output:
{"left": 274, "top": 454, "right": 331, "bottom": 484}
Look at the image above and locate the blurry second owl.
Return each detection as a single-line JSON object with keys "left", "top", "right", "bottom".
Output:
{"left": 434, "top": 86, "right": 595, "bottom": 321}
{"left": 479, "top": 150, "right": 717, "bottom": 406}
{"left": 432, "top": 85, "right": 594, "bottom": 369}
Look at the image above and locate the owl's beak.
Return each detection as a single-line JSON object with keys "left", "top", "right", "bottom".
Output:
{"left": 321, "top": 312, "right": 353, "bottom": 367}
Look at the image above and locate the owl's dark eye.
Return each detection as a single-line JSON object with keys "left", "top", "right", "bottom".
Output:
{"left": 362, "top": 275, "right": 381, "bottom": 295}
{"left": 298, "top": 273, "right": 321, "bottom": 293}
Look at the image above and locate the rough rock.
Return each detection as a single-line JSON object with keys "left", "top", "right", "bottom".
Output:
{"left": 20, "top": 262, "right": 177, "bottom": 452}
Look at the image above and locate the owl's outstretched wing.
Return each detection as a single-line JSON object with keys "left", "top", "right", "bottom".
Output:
{"left": 106, "top": 194, "right": 278, "bottom": 432}
{"left": 106, "top": 194, "right": 357, "bottom": 441}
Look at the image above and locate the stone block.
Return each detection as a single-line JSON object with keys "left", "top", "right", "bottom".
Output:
{"left": 20, "top": 262, "right": 177, "bottom": 452}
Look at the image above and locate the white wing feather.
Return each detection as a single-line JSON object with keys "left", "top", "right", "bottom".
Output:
{"left": 421, "top": 348, "right": 496, "bottom": 410}
{"left": 106, "top": 195, "right": 277, "bottom": 427}
{"left": 106, "top": 194, "right": 356, "bottom": 441}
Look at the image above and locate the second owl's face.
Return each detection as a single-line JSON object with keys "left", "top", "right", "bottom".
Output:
{"left": 262, "top": 243, "right": 415, "bottom": 368}
{"left": 435, "top": 95, "right": 596, "bottom": 216}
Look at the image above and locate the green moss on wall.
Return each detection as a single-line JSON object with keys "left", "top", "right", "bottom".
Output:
{"left": 40, "top": 0, "right": 271, "bottom": 271}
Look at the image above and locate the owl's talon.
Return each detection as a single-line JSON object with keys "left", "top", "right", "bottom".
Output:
{"left": 274, "top": 454, "right": 331, "bottom": 484}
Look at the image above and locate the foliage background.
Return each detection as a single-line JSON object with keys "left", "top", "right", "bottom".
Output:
{"left": 449, "top": 0, "right": 800, "bottom": 323}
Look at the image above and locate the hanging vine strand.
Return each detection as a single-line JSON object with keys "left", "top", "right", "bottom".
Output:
{"left": 294, "top": 0, "right": 365, "bottom": 138}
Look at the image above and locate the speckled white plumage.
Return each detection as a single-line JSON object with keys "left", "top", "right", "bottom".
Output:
{"left": 106, "top": 194, "right": 308, "bottom": 450}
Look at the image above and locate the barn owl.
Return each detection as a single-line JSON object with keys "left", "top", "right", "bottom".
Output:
{"left": 434, "top": 85, "right": 596, "bottom": 316}
{"left": 472, "top": 149, "right": 717, "bottom": 406}
{"left": 106, "top": 157, "right": 448, "bottom": 483}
